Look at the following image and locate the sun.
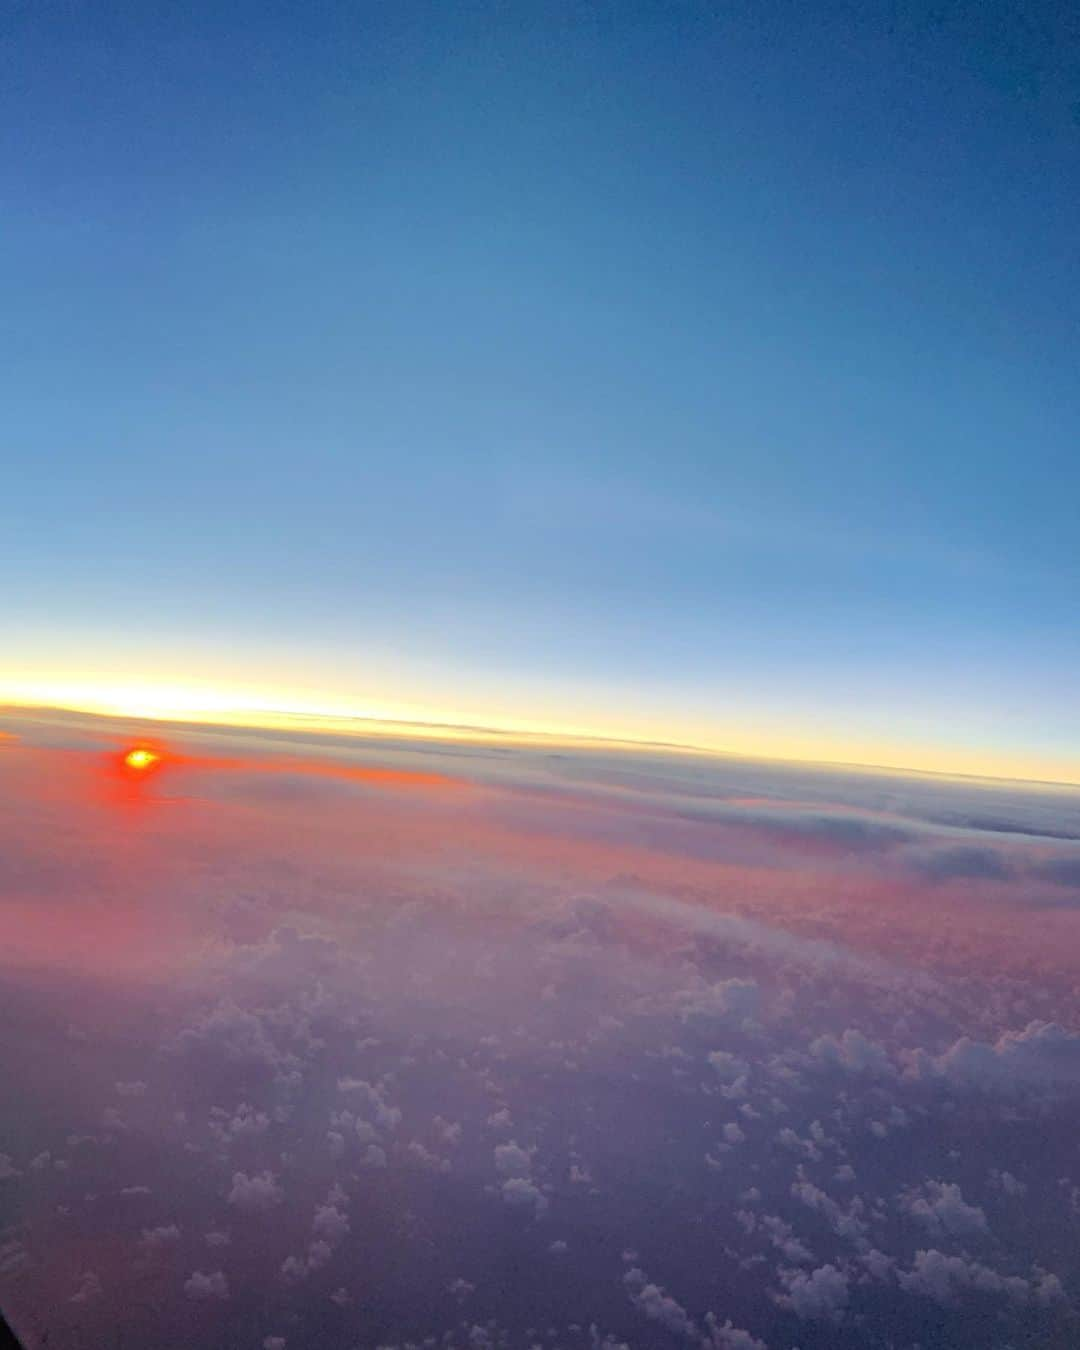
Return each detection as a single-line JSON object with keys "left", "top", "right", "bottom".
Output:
{"left": 123, "top": 747, "right": 161, "bottom": 771}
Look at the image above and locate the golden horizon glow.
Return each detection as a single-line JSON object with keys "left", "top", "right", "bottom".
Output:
{"left": 0, "top": 672, "right": 1077, "bottom": 789}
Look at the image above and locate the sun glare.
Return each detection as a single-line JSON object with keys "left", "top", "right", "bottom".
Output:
{"left": 123, "top": 747, "right": 160, "bottom": 772}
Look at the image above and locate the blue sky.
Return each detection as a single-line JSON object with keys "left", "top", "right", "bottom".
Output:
{"left": 3, "top": 0, "right": 1078, "bottom": 777}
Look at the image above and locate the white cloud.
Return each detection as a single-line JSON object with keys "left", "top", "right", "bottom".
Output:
{"left": 776, "top": 1264, "right": 849, "bottom": 1322}
{"left": 70, "top": 1271, "right": 102, "bottom": 1303}
{"left": 809, "top": 1029, "right": 894, "bottom": 1077}
{"left": 897, "top": 1249, "right": 1029, "bottom": 1306}
{"left": 703, "top": 1313, "right": 768, "bottom": 1350}
{"left": 500, "top": 1176, "right": 547, "bottom": 1215}
{"left": 623, "top": 1268, "right": 696, "bottom": 1338}
{"left": 494, "top": 1141, "right": 533, "bottom": 1179}
{"left": 899, "top": 1181, "right": 989, "bottom": 1241}
{"left": 907, "top": 1021, "right": 1080, "bottom": 1093}
{"left": 184, "top": 1270, "right": 229, "bottom": 1301}
{"left": 228, "top": 1170, "right": 284, "bottom": 1214}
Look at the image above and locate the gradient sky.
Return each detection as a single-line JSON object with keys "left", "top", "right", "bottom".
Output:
{"left": 3, "top": 0, "right": 1078, "bottom": 780}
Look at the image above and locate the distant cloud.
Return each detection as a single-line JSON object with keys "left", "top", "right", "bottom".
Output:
{"left": 228, "top": 1170, "right": 284, "bottom": 1214}
{"left": 899, "top": 1181, "right": 989, "bottom": 1241}
{"left": 184, "top": 1270, "right": 229, "bottom": 1301}
{"left": 901, "top": 845, "right": 1014, "bottom": 882}
{"left": 809, "top": 1028, "right": 894, "bottom": 1077}
{"left": 775, "top": 1263, "right": 848, "bottom": 1322}
{"left": 907, "top": 1021, "right": 1080, "bottom": 1092}
{"left": 897, "top": 1250, "right": 1028, "bottom": 1306}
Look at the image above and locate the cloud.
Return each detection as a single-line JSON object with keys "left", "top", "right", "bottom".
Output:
{"left": 907, "top": 1020, "right": 1080, "bottom": 1092}
{"left": 899, "top": 1181, "right": 989, "bottom": 1241}
{"left": 184, "top": 1270, "right": 229, "bottom": 1301}
{"left": 897, "top": 1250, "right": 1029, "bottom": 1306}
{"left": 790, "top": 1180, "right": 868, "bottom": 1244}
{"left": 494, "top": 1141, "right": 533, "bottom": 1180}
{"left": 623, "top": 1268, "right": 696, "bottom": 1338}
{"left": 1031, "top": 856, "right": 1080, "bottom": 888}
{"left": 172, "top": 1003, "right": 284, "bottom": 1070}
{"left": 901, "top": 845, "right": 1014, "bottom": 882}
{"left": 707, "top": 1051, "right": 750, "bottom": 1083}
{"left": 336, "top": 1078, "right": 402, "bottom": 1130}
{"left": 69, "top": 1271, "right": 103, "bottom": 1303}
{"left": 500, "top": 1176, "right": 548, "bottom": 1215}
{"left": 809, "top": 1029, "right": 894, "bottom": 1077}
{"left": 678, "top": 978, "right": 761, "bottom": 1030}
{"left": 702, "top": 1314, "right": 768, "bottom": 1350}
{"left": 775, "top": 1264, "right": 849, "bottom": 1322}
{"left": 228, "top": 1170, "right": 284, "bottom": 1214}
{"left": 312, "top": 1198, "right": 350, "bottom": 1245}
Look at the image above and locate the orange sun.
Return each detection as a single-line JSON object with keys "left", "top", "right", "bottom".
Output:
{"left": 123, "top": 747, "right": 161, "bottom": 772}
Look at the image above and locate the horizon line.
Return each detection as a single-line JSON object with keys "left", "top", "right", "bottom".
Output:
{"left": 3, "top": 698, "right": 1078, "bottom": 794}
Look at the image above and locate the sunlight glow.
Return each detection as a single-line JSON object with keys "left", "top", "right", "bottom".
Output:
{"left": 123, "top": 748, "right": 160, "bottom": 771}
{"left": 0, "top": 672, "right": 1076, "bottom": 787}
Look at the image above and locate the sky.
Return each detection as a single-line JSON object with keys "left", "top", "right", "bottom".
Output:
{"left": 3, "top": 0, "right": 1079, "bottom": 781}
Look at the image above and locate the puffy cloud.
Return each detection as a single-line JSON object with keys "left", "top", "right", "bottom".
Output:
{"left": 989, "top": 1169, "right": 1027, "bottom": 1197}
{"left": 703, "top": 1313, "right": 768, "bottom": 1350}
{"left": 776, "top": 1264, "right": 849, "bottom": 1322}
{"left": 312, "top": 1199, "right": 350, "bottom": 1245}
{"left": 281, "top": 1254, "right": 308, "bottom": 1283}
{"left": 283, "top": 1185, "right": 351, "bottom": 1278}
{"left": 678, "top": 978, "right": 761, "bottom": 1030}
{"left": 776, "top": 1127, "right": 822, "bottom": 1162}
{"left": 184, "top": 1269, "right": 229, "bottom": 1301}
{"left": 141, "top": 1224, "right": 182, "bottom": 1249}
{"left": 751, "top": 1214, "right": 812, "bottom": 1264}
{"left": 809, "top": 1029, "right": 894, "bottom": 1077}
{"left": 0, "top": 1240, "right": 28, "bottom": 1278}
{"left": 494, "top": 1141, "right": 533, "bottom": 1180}
{"left": 908, "top": 1021, "right": 1080, "bottom": 1093}
{"left": 70, "top": 1271, "right": 103, "bottom": 1303}
{"left": 708, "top": 1051, "right": 750, "bottom": 1084}
{"left": 897, "top": 1250, "right": 1029, "bottom": 1306}
{"left": 306, "top": 1239, "right": 332, "bottom": 1270}
{"left": 407, "top": 1140, "right": 450, "bottom": 1172}
{"left": 500, "top": 1177, "right": 547, "bottom": 1215}
{"left": 210, "top": 1102, "right": 271, "bottom": 1145}
{"left": 1034, "top": 1270, "right": 1067, "bottom": 1306}
{"left": 172, "top": 1003, "right": 283, "bottom": 1069}
{"left": 899, "top": 1181, "right": 989, "bottom": 1240}
{"left": 0, "top": 1154, "right": 21, "bottom": 1180}
{"left": 228, "top": 1170, "right": 284, "bottom": 1214}
{"left": 623, "top": 1268, "right": 696, "bottom": 1338}
{"left": 791, "top": 1180, "right": 868, "bottom": 1244}
{"left": 336, "top": 1078, "right": 402, "bottom": 1130}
